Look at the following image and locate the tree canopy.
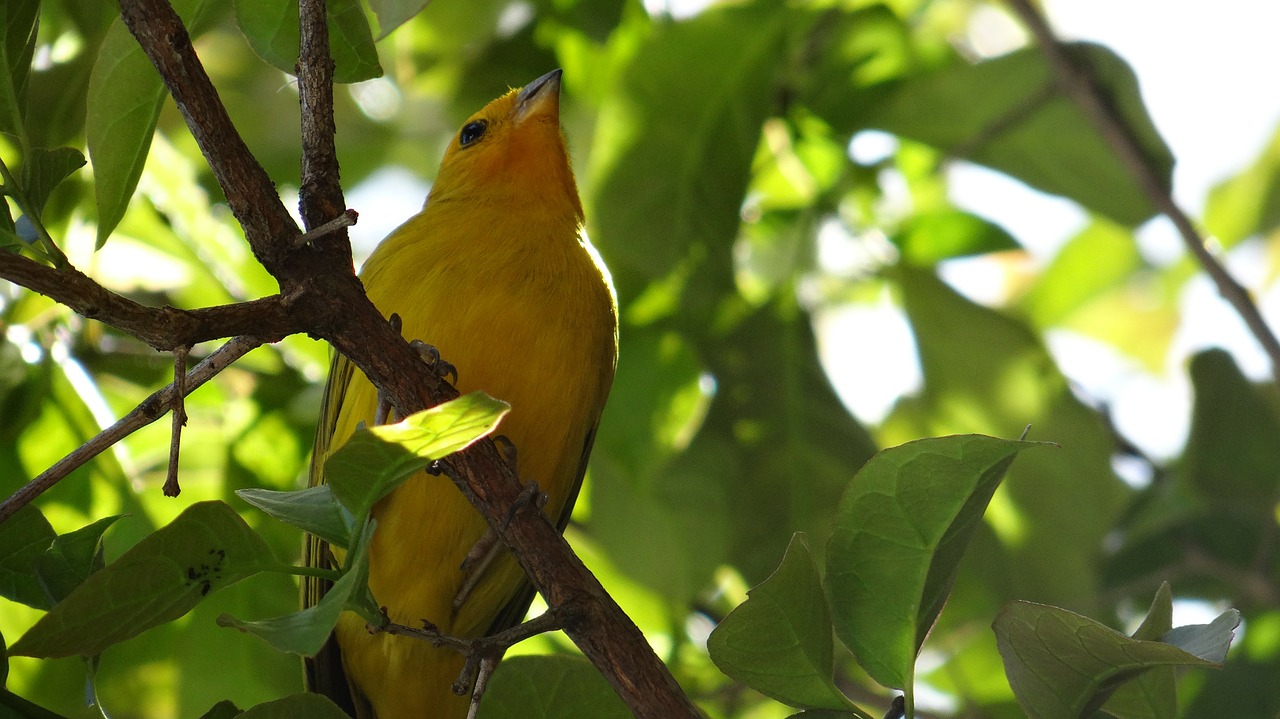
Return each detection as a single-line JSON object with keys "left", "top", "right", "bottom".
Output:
{"left": 1, "top": 0, "right": 1277, "bottom": 717}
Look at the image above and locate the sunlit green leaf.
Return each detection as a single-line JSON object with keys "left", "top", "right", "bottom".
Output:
{"left": 892, "top": 209, "right": 1020, "bottom": 265}
{"left": 477, "top": 655, "right": 631, "bottom": 719}
{"left": 1021, "top": 219, "right": 1143, "bottom": 327}
{"left": 709, "top": 533, "right": 861, "bottom": 713}
{"left": 10, "top": 502, "right": 282, "bottom": 658}
{"left": 1203, "top": 122, "right": 1280, "bottom": 248}
{"left": 826, "top": 434, "right": 1041, "bottom": 690}
{"left": 323, "top": 391, "right": 509, "bottom": 521}
{"left": 867, "top": 43, "right": 1172, "bottom": 226}
{"left": 86, "top": 0, "right": 228, "bottom": 247}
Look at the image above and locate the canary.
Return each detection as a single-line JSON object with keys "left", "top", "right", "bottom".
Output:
{"left": 305, "top": 69, "right": 618, "bottom": 718}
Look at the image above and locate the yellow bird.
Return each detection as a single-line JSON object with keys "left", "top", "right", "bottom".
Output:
{"left": 305, "top": 70, "right": 618, "bottom": 718}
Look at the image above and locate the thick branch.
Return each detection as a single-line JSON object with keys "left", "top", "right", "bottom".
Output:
{"left": 0, "top": 250, "right": 297, "bottom": 349}
{"left": 118, "top": 0, "right": 299, "bottom": 271}
{"left": 297, "top": 0, "right": 347, "bottom": 238}
{"left": 1005, "top": 0, "right": 1280, "bottom": 385}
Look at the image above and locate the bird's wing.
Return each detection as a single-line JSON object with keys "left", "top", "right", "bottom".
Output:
{"left": 303, "top": 353, "right": 361, "bottom": 716}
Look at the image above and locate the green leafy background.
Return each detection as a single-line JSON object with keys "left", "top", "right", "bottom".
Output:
{"left": 1, "top": 0, "right": 1278, "bottom": 717}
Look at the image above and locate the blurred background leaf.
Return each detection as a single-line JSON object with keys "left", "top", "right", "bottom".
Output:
{"left": 2, "top": 0, "right": 1279, "bottom": 717}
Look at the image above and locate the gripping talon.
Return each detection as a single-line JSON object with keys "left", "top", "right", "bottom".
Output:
{"left": 409, "top": 339, "right": 458, "bottom": 384}
{"left": 492, "top": 435, "right": 518, "bottom": 469}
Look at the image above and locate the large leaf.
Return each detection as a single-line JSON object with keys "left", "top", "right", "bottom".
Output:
{"left": 589, "top": 0, "right": 788, "bottom": 283}
{"left": 233, "top": 0, "right": 381, "bottom": 84}
{"left": 86, "top": 0, "right": 228, "bottom": 246}
{"left": 891, "top": 266, "right": 1129, "bottom": 608}
{"left": 708, "top": 533, "right": 861, "bottom": 713}
{"left": 0, "top": 0, "right": 39, "bottom": 137}
{"left": 477, "top": 655, "right": 632, "bottom": 719}
{"left": 825, "top": 434, "right": 1041, "bottom": 691}
{"left": 994, "top": 600, "right": 1238, "bottom": 719}
{"left": 1182, "top": 348, "right": 1280, "bottom": 508}
{"left": 9, "top": 501, "right": 281, "bottom": 658}
{"left": 20, "top": 146, "right": 87, "bottom": 218}
{"left": 867, "top": 43, "right": 1173, "bottom": 226}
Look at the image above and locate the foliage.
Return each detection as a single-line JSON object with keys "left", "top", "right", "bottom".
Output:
{"left": 1, "top": 0, "right": 1278, "bottom": 717}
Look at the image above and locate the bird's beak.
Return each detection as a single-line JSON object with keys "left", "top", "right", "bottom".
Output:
{"left": 514, "top": 69, "right": 562, "bottom": 123}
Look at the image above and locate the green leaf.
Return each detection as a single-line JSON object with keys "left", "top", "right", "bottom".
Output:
{"left": 708, "top": 533, "right": 862, "bottom": 713}
{"left": 0, "top": 504, "right": 56, "bottom": 609}
{"left": 1203, "top": 122, "right": 1280, "bottom": 248}
{"left": 34, "top": 515, "right": 123, "bottom": 606}
{"left": 1161, "top": 610, "right": 1240, "bottom": 665}
{"left": 1021, "top": 219, "right": 1143, "bottom": 327}
{"left": 367, "top": 0, "right": 431, "bottom": 38}
{"left": 324, "top": 391, "right": 509, "bottom": 521}
{"left": 1099, "top": 584, "right": 1176, "bottom": 719}
{"left": 236, "top": 693, "right": 350, "bottom": 718}
{"left": 893, "top": 265, "right": 1130, "bottom": 607}
{"left": 1183, "top": 349, "right": 1280, "bottom": 508}
{"left": 236, "top": 485, "right": 352, "bottom": 549}
{"left": 20, "top": 146, "right": 87, "bottom": 218}
{"left": 86, "top": 0, "right": 228, "bottom": 246}
{"left": 825, "top": 434, "right": 1042, "bottom": 691}
{"left": 0, "top": 0, "right": 40, "bottom": 138}
{"left": 867, "top": 43, "right": 1173, "bottom": 226}
{"left": 892, "top": 209, "right": 1020, "bottom": 265}
{"left": 196, "top": 700, "right": 242, "bottom": 719}
{"left": 477, "top": 655, "right": 632, "bottom": 719}
{"left": 233, "top": 0, "right": 382, "bottom": 84}
{"left": 993, "top": 601, "right": 1238, "bottom": 719}
{"left": 9, "top": 501, "right": 281, "bottom": 658}
{"left": 218, "top": 520, "right": 373, "bottom": 655}
{"left": 589, "top": 1, "right": 788, "bottom": 281}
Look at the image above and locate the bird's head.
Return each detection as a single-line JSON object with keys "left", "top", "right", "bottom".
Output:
{"left": 427, "top": 69, "right": 582, "bottom": 219}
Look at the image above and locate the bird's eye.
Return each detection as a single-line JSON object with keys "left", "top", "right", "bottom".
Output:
{"left": 459, "top": 120, "right": 488, "bottom": 147}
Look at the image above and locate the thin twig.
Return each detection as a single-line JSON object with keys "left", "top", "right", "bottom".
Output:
{"left": 294, "top": 208, "right": 358, "bottom": 248}
{"left": 1004, "top": 0, "right": 1280, "bottom": 386}
{"left": 0, "top": 336, "right": 263, "bottom": 523}
{"left": 163, "top": 345, "right": 190, "bottom": 497}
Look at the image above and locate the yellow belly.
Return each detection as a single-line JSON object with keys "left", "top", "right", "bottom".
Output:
{"left": 324, "top": 211, "right": 616, "bottom": 718}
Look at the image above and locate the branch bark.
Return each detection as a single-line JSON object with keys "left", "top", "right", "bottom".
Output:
{"left": 1005, "top": 0, "right": 1280, "bottom": 385}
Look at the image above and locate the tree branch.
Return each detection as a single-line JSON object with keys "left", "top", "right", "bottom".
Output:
{"left": 108, "top": 0, "right": 700, "bottom": 715}
{"left": 0, "top": 250, "right": 297, "bottom": 349}
{"left": 1005, "top": 0, "right": 1280, "bottom": 385}
{"left": 0, "top": 336, "right": 263, "bottom": 524}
